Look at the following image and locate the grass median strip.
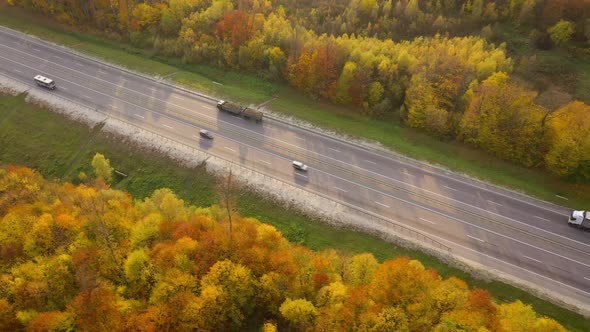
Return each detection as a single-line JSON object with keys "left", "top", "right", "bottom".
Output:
{"left": 0, "top": 93, "right": 588, "bottom": 331}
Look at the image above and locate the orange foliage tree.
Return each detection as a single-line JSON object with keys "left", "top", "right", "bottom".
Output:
{"left": 0, "top": 166, "right": 568, "bottom": 330}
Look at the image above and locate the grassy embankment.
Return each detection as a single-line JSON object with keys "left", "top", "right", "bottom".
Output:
{"left": 0, "top": 3, "right": 589, "bottom": 207}
{"left": 1, "top": 93, "right": 589, "bottom": 331}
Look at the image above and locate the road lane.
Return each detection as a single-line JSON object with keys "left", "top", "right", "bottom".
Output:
{"left": 0, "top": 37, "right": 579, "bottom": 230}
{"left": 1, "top": 26, "right": 589, "bottom": 305}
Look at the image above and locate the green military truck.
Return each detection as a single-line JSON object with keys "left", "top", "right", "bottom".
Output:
{"left": 217, "top": 100, "right": 263, "bottom": 123}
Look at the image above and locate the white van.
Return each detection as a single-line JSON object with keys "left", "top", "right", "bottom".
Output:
{"left": 292, "top": 161, "right": 308, "bottom": 171}
{"left": 34, "top": 75, "right": 56, "bottom": 90}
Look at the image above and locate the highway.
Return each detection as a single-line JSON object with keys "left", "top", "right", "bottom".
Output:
{"left": 0, "top": 26, "right": 588, "bottom": 309}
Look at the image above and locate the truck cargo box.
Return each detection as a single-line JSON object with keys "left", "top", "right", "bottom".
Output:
{"left": 217, "top": 100, "right": 243, "bottom": 115}
{"left": 242, "top": 107, "right": 263, "bottom": 122}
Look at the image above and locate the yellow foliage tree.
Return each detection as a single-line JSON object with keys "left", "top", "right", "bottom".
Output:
{"left": 91, "top": 153, "right": 113, "bottom": 183}
{"left": 459, "top": 72, "right": 545, "bottom": 167}
{"left": 544, "top": 101, "right": 590, "bottom": 181}
{"left": 279, "top": 298, "right": 318, "bottom": 329}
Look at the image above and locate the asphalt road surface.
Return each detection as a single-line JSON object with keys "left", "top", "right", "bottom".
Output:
{"left": 0, "top": 26, "right": 588, "bottom": 308}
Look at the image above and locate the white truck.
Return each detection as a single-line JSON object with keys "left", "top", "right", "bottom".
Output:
{"left": 568, "top": 210, "right": 590, "bottom": 230}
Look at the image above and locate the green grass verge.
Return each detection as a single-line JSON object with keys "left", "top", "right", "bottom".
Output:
{"left": 0, "top": 93, "right": 588, "bottom": 331}
{"left": 1, "top": 4, "right": 588, "bottom": 208}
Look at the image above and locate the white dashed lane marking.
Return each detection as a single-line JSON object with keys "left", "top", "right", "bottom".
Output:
{"left": 523, "top": 255, "right": 542, "bottom": 263}
{"left": 419, "top": 218, "right": 436, "bottom": 225}
{"left": 403, "top": 170, "right": 415, "bottom": 177}
{"left": 467, "top": 235, "right": 485, "bottom": 243}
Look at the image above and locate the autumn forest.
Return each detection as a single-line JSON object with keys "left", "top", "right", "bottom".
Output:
{"left": 0, "top": 164, "right": 568, "bottom": 331}
{"left": 7, "top": 0, "right": 590, "bottom": 182}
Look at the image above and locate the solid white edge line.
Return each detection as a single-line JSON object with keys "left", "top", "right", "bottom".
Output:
{"left": 467, "top": 235, "right": 485, "bottom": 243}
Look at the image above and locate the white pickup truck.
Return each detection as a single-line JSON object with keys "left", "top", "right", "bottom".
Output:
{"left": 568, "top": 210, "right": 590, "bottom": 230}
